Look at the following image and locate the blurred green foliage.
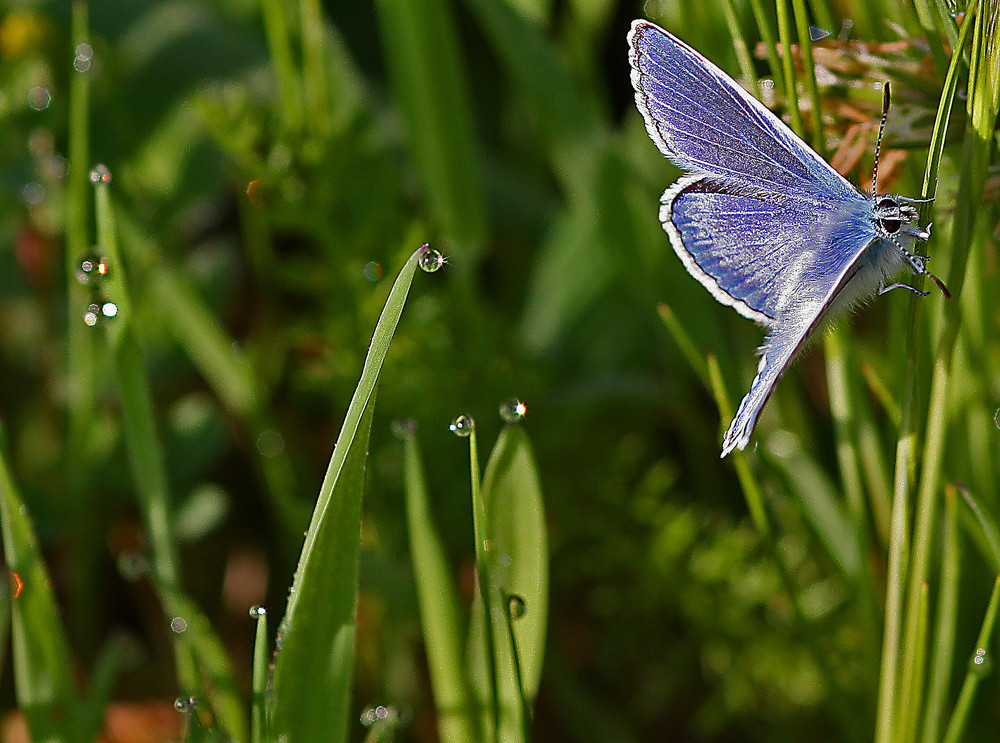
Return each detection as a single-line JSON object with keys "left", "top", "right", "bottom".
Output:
{"left": 0, "top": 0, "right": 998, "bottom": 741}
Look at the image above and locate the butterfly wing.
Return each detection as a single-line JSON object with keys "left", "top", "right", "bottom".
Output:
{"left": 627, "top": 20, "right": 851, "bottom": 201}
{"left": 664, "top": 178, "right": 886, "bottom": 455}
{"left": 627, "top": 20, "right": 895, "bottom": 454}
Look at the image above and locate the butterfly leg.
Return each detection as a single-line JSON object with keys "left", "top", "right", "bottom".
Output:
{"left": 879, "top": 282, "right": 929, "bottom": 296}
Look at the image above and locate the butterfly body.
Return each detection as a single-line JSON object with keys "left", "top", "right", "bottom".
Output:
{"left": 627, "top": 19, "right": 937, "bottom": 456}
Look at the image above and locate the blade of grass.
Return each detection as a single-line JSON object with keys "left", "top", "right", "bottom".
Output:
{"left": 941, "top": 577, "right": 1000, "bottom": 743}
{"left": 259, "top": 0, "right": 302, "bottom": 134}
{"left": 374, "top": 0, "right": 486, "bottom": 255}
{"left": 721, "top": 0, "right": 762, "bottom": 99}
{"left": 250, "top": 607, "right": 269, "bottom": 743}
{"left": 877, "top": 10, "right": 981, "bottom": 740}
{"left": 402, "top": 429, "right": 478, "bottom": 743}
{"left": 900, "top": 9, "right": 999, "bottom": 740}
{"left": 463, "top": 422, "right": 501, "bottom": 741}
{"left": 920, "top": 486, "right": 960, "bottom": 743}
{"left": 0, "top": 442, "right": 77, "bottom": 743}
{"left": 775, "top": 0, "right": 804, "bottom": 137}
{"left": 270, "top": 246, "right": 427, "bottom": 743}
{"left": 94, "top": 181, "right": 247, "bottom": 743}
{"left": 480, "top": 425, "right": 548, "bottom": 723}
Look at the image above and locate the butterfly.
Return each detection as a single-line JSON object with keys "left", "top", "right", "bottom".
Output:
{"left": 627, "top": 19, "right": 948, "bottom": 457}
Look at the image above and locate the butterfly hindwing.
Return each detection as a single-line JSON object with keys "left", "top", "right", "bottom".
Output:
{"left": 664, "top": 178, "right": 880, "bottom": 326}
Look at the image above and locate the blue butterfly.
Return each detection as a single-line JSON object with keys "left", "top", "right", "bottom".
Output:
{"left": 627, "top": 20, "right": 948, "bottom": 457}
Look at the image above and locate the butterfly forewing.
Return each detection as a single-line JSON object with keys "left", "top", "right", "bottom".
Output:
{"left": 628, "top": 20, "right": 849, "bottom": 201}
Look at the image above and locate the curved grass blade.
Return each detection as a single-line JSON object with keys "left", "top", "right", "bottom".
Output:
{"left": 0, "top": 441, "right": 77, "bottom": 742}
{"left": 270, "top": 246, "right": 426, "bottom": 743}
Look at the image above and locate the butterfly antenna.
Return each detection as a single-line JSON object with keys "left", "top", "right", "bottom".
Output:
{"left": 872, "top": 81, "right": 891, "bottom": 196}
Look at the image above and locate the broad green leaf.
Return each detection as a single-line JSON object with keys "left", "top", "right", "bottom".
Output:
{"left": 469, "top": 424, "right": 548, "bottom": 741}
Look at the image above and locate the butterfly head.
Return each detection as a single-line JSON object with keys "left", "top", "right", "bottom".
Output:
{"left": 873, "top": 196, "right": 929, "bottom": 241}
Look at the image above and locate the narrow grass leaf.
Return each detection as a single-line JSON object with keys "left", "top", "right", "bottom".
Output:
{"left": 95, "top": 184, "right": 247, "bottom": 742}
{"left": 921, "top": 486, "right": 961, "bottom": 743}
{"left": 270, "top": 248, "right": 425, "bottom": 742}
{"left": 402, "top": 430, "right": 478, "bottom": 743}
{"left": 0, "top": 443, "right": 77, "bottom": 742}
{"left": 375, "top": 0, "right": 486, "bottom": 253}
{"left": 941, "top": 577, "right": 1000, "bottom": 743}
{"left": 250, "top": 608, "right": 269, "bottom": 743}
{"left": 763, "top": 440, "right": 863, "bottom": 580}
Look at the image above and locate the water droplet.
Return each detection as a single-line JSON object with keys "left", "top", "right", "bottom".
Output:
{"left": 995, "top": 409, "right": 1000, "bottom": 428}
{"left": 761, "top": 79, "right": 775, "bottom": 89}
{"left": 360, "top": 705, "right": 394, "bottom": 727}
{"left": 499, "top": 398, "right": 527, "bottom": 423}
{"left": 390, "top": 418, "right": 416, "bottom": 440}
{"left": 117, "top": 552, "right": 148, "bottom": 581}
{"left": 10, "top": 572, "right": 24, "bottom": 599}
{"left": 256, "top": 429, "right": 285, "bottom": 457}
{"left": 449, "top": 414, "right": 475, "bottom": 437}
{"left": 971, "top": 647, "right": 991, "bottom": 675}
{"left": 508, "top": 594, "right": 527, "bottom": 618}
{"left": 28, "top": 87, "right": 51, "bottom": 110}
{"left": 84, "top": 303, "right": 101, "bottom": 326}
{"left": 809, "top": 26, "right": 831, "bottom": 41}
{"left": 101, "top": 301, "right": 118, "bottom": 318}
{"left": 76, "top": 255, "right": 110, "bottom": 285}
{"left": 417, "top": 244, "right": 445, "bottom": 273}
{"left": 45, "top": 153, "right": 68, "bottom": 179}
{"left": 174, "top": 696, "right": 197, "bottom": 712}
{"left": 73, "top": 43, "right": 93, "bottom": 72}
{"left": 21, "top": 182, "right": 44, "bottom": 205}
{"left": 249, "top": 605, "right": 267, "bottom": 618}
{"left": 89, "top": 164, "right": 112, "bottom": 184}
{"left": 362, "top": 261, "right": 383, "bottom": 282}
{"left": 170, "top": 617, "right": 188, "bottom": 633}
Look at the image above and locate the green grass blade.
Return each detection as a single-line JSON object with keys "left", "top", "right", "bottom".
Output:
{"left": 402, "top": 429, "right": 478, "bottom": 743}
{"left": 95, "top": 182, "right": 247, "bottom": 742}
{"left": 270, "top": 247, "right": 426, "bottom": 742}
{"left": 468, "top": 423, "right": 549, "bottom": 741}
{"left": 374, "top": 0, "right": 486, "bottom": 254}
{"left": 259, "top": 0, "right": 302, "bottom": 133}
{"left": 941, "top": 577, "right": 1000, "bottom": 743}
{"left": 250, "top": 607, "right": 270, "bottom": 743}
{"left": 0, "top": 441, "right": 76, "bottom": 742}
{"left": 920, "top": 487, "right": 961, "bottom": 743}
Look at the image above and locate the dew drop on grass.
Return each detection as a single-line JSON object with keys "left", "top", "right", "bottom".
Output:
{"left": 174, "top": 697, "right": 197, "bottom": 712}
{"left": 28, "top": 87, "right": 51, "bottom": 110}
{"left": 170, "top": 617, "right": 187, "bottom": 633}
{"left": 360, "top": 705, "right": 392, "bottom": 727}
{"left": 508, "top": 594, "right": 527, "bottom": 618}
{"left": 994, "top": 409, "right": 1000, "bottom": 428}
{"left": 76, "top": 254, "right": 110, "bottom": 285}
{"left": 499, "top": 398, "right": 527, "bottom": 423}
{"left": 73, "top": 43, "right": 93, "bottom": 72}
{"left": 89, "top": 163, "right": 112, "bottom": 184}
{"left": 449, "top": 414, "right": 474, "bottom": 437}
{"left": 417, "top": 244, "right": 445, "bottom": 273}
{"left": 971, "top": 647, "right": 991, "bottom": 675}
{"left": 249, "top": 605, "right": 267, "bottom": 618}
{"left": 84, "top": 303, "right": 101, "bottom": 326}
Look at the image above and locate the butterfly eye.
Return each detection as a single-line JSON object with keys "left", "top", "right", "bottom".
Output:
{"left": 880, "top": 217, "right": 902, "bottom": 234}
